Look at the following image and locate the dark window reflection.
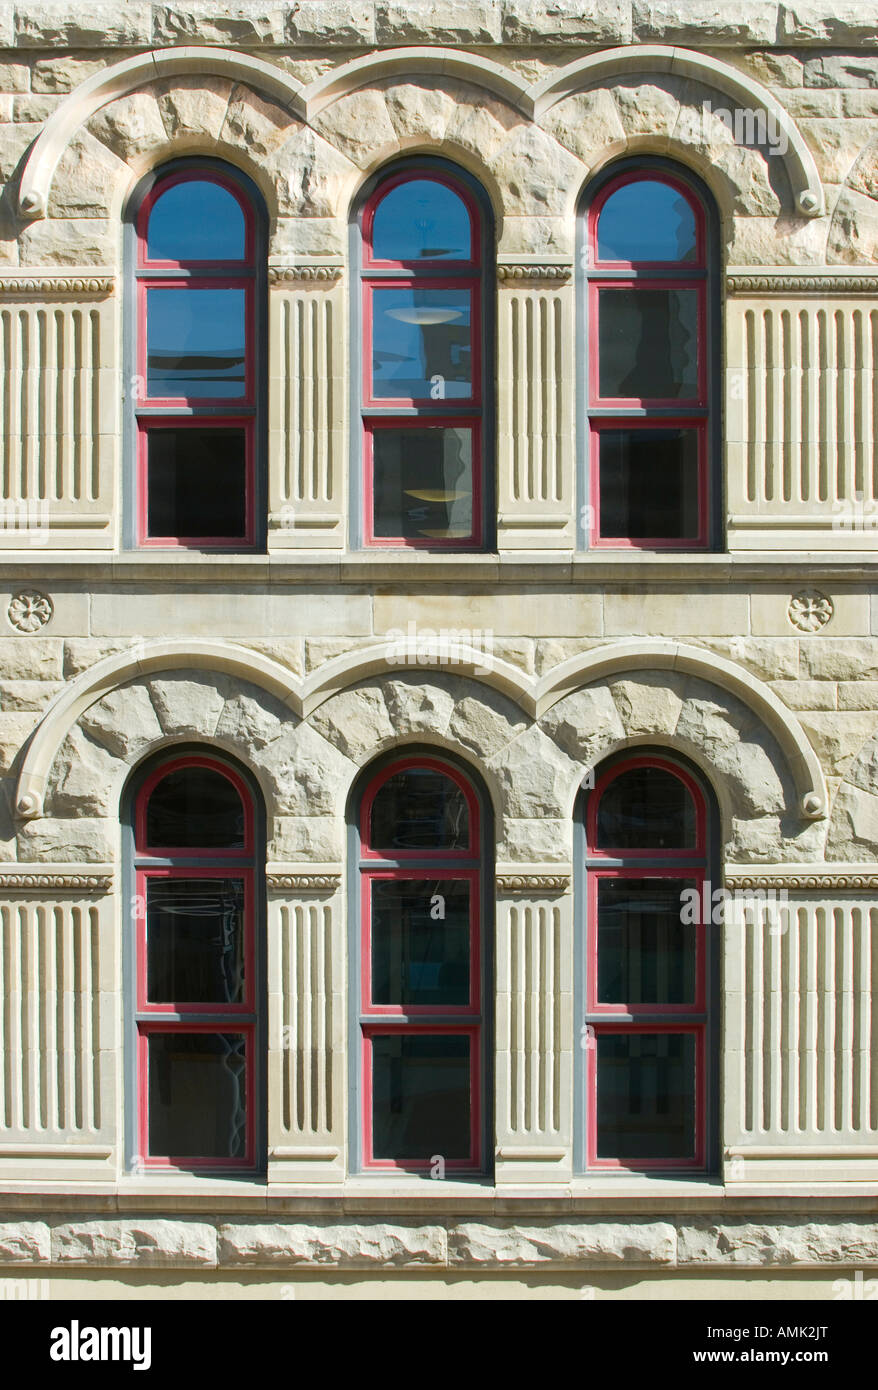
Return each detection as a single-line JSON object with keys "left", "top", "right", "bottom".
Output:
{"left": 598, "top": 288, "right": 698, "bottom": 400}
{"left": 372, "top": 427, "right": 472, "bottom": 541}
{"left": 148, "top": 1031, "right": 247, "bottom": 1158}
{"left": 372, "top": 288, "right": 472, "bottom": 400}
{"left": 371, "top": 1033, "right": 470, "bottom": 1161}
{"left": 372, "top": 180, "right": 471, "bottom": 261}
{"left": 370, "top": 768, "right": 469, "bottom": 851}
{"left": 146, "top": 427, "right": 247, "bottom": 540}
{"left": 596, "top": 1032, "right": 695, "bottom": 1160}
{"left": 146, "top": 288, "right": 246, "bottom": 399}
{"left": 146, "top": 878, "right": 245, "bottom": 1005}
{"left": 147, "top": 767, "right": 245, "bottom": 848}
{"left": 598, "top": 427, "right": 699, "bottom": 540}
{"left": 371, "top": 879, "right": 470, "bottom": 1007}
{"left": 597, "top": 879, "right": 696, "bottom": 1006}
{"left": 597, "top": 181, "right": 697, "bottom": 263}
{"left": 597, "top": 766, "right": 695, "bottom": 849}
{"left": 147, "top": 181, "right": 247, "bottom": 262}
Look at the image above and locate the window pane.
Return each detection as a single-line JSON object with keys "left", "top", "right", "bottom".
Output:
{"left": 597, "top": 427, "right": 699, "bottom": 541}
{"left": 371, "top": 879, "right": 470, "bottom": 1007}
{"left": 597, "top": 766, "right": 695, "bottom": 850}
{"left": 596, "top": 1032, "right": 696, "bottom": 1160}
{"left": 372, "top": 426, "right": 473, "bottom": 541}
{"left": 147, "top": 766, "right": 245, "bottom": 848}
{"left": 597, "top": 181, "right": 697, "bottom": 263}
{"left": 596, "top": 879, "right": 696, "bottom": 1006}
{"left": 146, "top": 288, "right": 246, "bottom": 399}
{"left": 372, "top": 288, "right": 472, "bottom": 400}
{"left": 370, "top": 768, "right": 469, "bottom": 851}
{"left": 598, "top": 288, "right": 698, "bottom": 400}
{"left": 145, "top": 427, "right": 247, "bottom": 540}
{"left": 146, "top": 879, "right": 245, "bottom": 1006}
{"left": 372, "top": 179, "right": 472, "bottom": 261}
{"left": 147, "top": 1031, "right": 247, "bottom": 1159}
{"left": 147, "top": 180, "right": 246, "bottom": 262}
{"left": 371, "top": 1034, "right": 471, "bottom": 1161}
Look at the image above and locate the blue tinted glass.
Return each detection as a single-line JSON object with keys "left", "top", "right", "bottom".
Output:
{"left": 147, "top": 179, "right": 246, "bottom": 262}
{"left": 146, "top": 287, "right": 246, "bottom": 398}
{"left": 372, "top": 288, "right": 472, "bottom": 399}
{"left": 597, "top": 180, "right": 697, "bottom": 263}
{"left": 372, "top": 179, "right": 472, "bottom": 261}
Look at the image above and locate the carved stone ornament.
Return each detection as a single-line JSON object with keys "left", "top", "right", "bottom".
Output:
{"left": 8, "top": 590, "right": 53, "bottom": 633}
{"left": 788, "top": 591, "right": 833, "bottom": 632}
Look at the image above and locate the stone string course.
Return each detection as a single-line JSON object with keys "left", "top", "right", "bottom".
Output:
{"left": 1, "top": 1215, "right": 877, "bottom": 1269}
{"left": 5, "top": 4, "right": 878, "bottom": 50}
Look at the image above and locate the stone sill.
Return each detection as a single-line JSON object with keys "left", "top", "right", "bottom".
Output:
{"left": 0, "top": 552, "right": 875, "bottom": 586}
{"left": 3, "top": 1177, "right": 878, "bottom": 1217}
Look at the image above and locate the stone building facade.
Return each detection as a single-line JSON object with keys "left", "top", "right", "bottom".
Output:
{"left": 0, "top": 1, "right": 877, "bottom": 1298}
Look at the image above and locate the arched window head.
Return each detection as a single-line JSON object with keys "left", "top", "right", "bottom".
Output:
{"left": 580, "top": 162, "right": 717, "bottom": 551}
{"left": 581, "top": 753, "right": 715, "bottom": 1173}
{"left": 129, "top": 752, "right": 263, "bottom": 1172}
{"left": 353, "top": 754, "right": 490, "bottom": 1173}
{"left": 128, "top": 162, "right": 266, "bottom": 550}
{"left": 355, "top": 163, "right": 492, "bottom": 550}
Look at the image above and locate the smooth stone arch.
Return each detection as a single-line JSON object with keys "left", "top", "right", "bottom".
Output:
{"left": 530, "top": 44, "right": 825, "bottom": 217}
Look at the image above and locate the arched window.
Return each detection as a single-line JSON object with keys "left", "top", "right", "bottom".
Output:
{"left": 128, "top": 751, "right": 264, "bottom": 1171}
{"left": 579, "top": 754, "right": 717, "bottom": 1171}
{"left": 352, "top": 755, "right": 490, "bottom": 1172}
{"left": 127, "top": 161, "right": 266, "bottom": 549}
{"left": 579, "top": 161, "right": 717, "bottom": 550}
{"left": 355, "top": 162, "right": 492, "bottom": 549}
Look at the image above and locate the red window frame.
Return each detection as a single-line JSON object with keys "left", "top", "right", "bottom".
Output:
{"left": 134, "top": 167, "right": 258, "bottom": 549}
{"left": 133, "top": 752, "right": 258, "bottom": 1171}
{"left": 585, "top": 169, "right": 710, "bottom": 551}
{"left": 584, "top": 754, "right": 709, "bottom": 1172}
{"left": 357, "top": 755, "right": 484, "bottom": 1172}
{"left": 360, "top": 168, "right": 484, "bottom": 550}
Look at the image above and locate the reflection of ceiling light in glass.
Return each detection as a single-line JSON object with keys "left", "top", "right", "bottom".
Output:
{"left": 385, "top": 308, "right": 464, "bottom": 325}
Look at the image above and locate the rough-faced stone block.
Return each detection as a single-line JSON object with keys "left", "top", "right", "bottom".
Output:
{"left": 17, "top": 816, "right": 115, "bottom": 863}
{"left": 62, "top": 639, "right": 129, "bottom": 680}
{"left": 46, "top": 726, "right": 121, "bottom": 815}
{"left": 0, "top": 62, "right": 32, "bottom": 95}
{"left": 252, "top": 720, "right": 354, "bottom": 815}
{"left": 540, "top": 685, "right": 625, "bottom": 766}
{"left": 499, "top": 816, "right": 572, "bottom": 862}
{"left": 491, "top": 123, "right": 586, "bottom": 216}
{"left": 214, "top": 684, "right": 290, "bottom": 753}
{"left": 80, "top": 682, "right": 165, "bottom": 761}
{"left": 221, "top": 86, "right": 299, "bottom": 160}
{"left": 503, "top": 0, "right": 630, "bottom": 42}
{"left": 52, "top": 1220, "right": 216, "bottom": 1267}
{"left": 155, "top": 77, "right": 233, "bottom": 143}
{"left": 270, "top": 124, "right": 357, "bottom": 218}
{"left": 633, "top": 0, "right": 778, "bottom": 44}
{"left": 47, "top": 130, "right": 129, "bottom": 220}
{"left": 678, "top": 1219, "right": 878, "bottom": 1266}
{"left": 14, "top": 3, "right": 151, "bottom": 46}
{"left": 828, "top": 186, "right": 878, "bottom": 263}
{"left": 541, "top": 89, "right": 628, "bottom": 168}
{"left": 218, "top": 1221, "right": 446, "bottom": 1266}
{"left": 88, "top": 90, "right": 170, "bottom": 166}
{"left": 147, "top": 674, "right": 230, "bottom": 739}
{"left": 798, "top": 712, "right": 878, "bottom": 778}
{"left": 32, "top": 56, "right": 106, "bottom": 94}
{"left": 152, "top": 4, "right": 287, "bottom": 45}
{"left": 0, "top": 1222, "right": 50, "bottom": 1264}
{"left": 269, "top": 814, "right": 343, "bottom": 860}
{"left": 0, "top": 712, "right": 40, "bottom": 773}
{"left": 778, "top": 4, "right": 878, "bottom": 45}
{"left": 0, "top": 680, "right": 63, "bottom": 712}
{"left": 382, "top": 80, "right": 457, "bottom": 147}
{"left": 826, "top": 781, "right": 878, "bottom": 858}
{"left": 382, "top": 677, "right": 456, "bottom": 738}
{"left": 489, "top": 723, "right": 578, "bottom": 819}
{"left": 449, "top": 1220, "right": 676, "bottom": 1265}
{"left": 442, "top": 80, "right": 523, "bottom": 167}
{"left": 0, "top": 639, "right": 62, "bottom": 681}
{"left": 804, "top": 55, "right": 878, "bottom": 89}
{"left": 447, "top": 689, "right": 527, "bottom": 759}
{"left": 18, "top": 218, "right": 115, "bottom": 267}
{"left": 609, "top": 674, "right": 686, "bottom": 737}
{"left": 311, "top": 88, "right": 399, "bottom": 169}
{"left": 310, "top": 685, "right": 395, "bottom": 762}
{"left": 376, "top": 0, "right": 501, "bottom": 44}
{"left": 285, "top": 1, "right": 375, "bottom": 46}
